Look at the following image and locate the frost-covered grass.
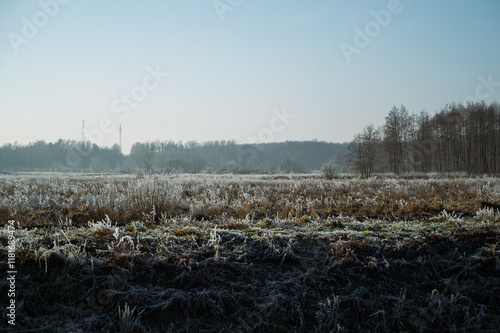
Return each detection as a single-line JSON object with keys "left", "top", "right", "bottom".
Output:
{"left": 2, "top": 172, "right": 500, "bottom": 226}
{"left": 0, "top": 173, "right": 499, "bottom": 332}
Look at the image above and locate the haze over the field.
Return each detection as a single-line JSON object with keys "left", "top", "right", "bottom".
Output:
{"left": 1, "top": 0, "right": 499, "bottom": 154}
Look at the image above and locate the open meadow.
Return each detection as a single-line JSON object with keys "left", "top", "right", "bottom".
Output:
{"left": 1, "top": 173, "right": 500, "bottom": 332}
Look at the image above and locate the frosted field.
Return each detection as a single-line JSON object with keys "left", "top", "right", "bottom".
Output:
{"left": 2, "top": 172, "right": 500, "bottom": 224}
{"left": 0, "top": 173, "right": 499, "bottom": 332}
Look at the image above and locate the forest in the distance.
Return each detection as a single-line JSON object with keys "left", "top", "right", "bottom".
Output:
{"left": 1, "top": 101, "right": 499, "bottom": 175}
{"left": 350, "top": 101, "right": 500, "bottom": 177}
{"left": 0, "top": 139, "right": 348, "bottom": 174}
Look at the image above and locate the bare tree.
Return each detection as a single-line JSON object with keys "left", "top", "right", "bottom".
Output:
{"left": 349, "top": 124, "right": 381, "bottom": 178}
{"left": 412, "top": 111, "right": 434, "bottom": 172}
{"left": 139, "top": 143, "right": 156, "bottom": 174}
{"left": 383, "top": 105, "right": 412, "bottom": 174}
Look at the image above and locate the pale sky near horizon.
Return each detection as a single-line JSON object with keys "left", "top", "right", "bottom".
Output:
{"left": 1, "top": 0, "right": 499, "bottom": 154}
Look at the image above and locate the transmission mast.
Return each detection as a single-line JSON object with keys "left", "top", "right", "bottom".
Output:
{"left": 82, "top": 120, "right": 85, "bottom": 143}
{"left": 119, "top": 124, "right": 122, "bottom": 153}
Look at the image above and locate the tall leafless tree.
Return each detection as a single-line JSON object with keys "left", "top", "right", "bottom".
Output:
{"left": 349, "top": 124, "right": 381, "bottom": 178}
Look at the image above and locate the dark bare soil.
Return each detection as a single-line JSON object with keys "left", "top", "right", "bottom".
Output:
{"left": 1, "top": 220, "right": 499, "bottom": 332}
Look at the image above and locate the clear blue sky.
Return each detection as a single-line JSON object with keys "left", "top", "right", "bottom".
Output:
{"left": 1, "top": 0, "right": 499, "bottom": 154}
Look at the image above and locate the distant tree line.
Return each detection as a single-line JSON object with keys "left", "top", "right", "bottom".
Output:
{"left": 0, "top": 139, "right": 348, "bottom": 174}
{"left": 129, "top": 140, "right": 348, "bottom": 174}
{"left": 349, "top": 101, "right": 500, "bottom": 176}
{"left": 0, "top": 140, "right": 124, "bottom": 173}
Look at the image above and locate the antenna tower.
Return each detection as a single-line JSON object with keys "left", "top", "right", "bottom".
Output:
{"left": 119, "top": 124, "right": 122, "bottom": 153}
